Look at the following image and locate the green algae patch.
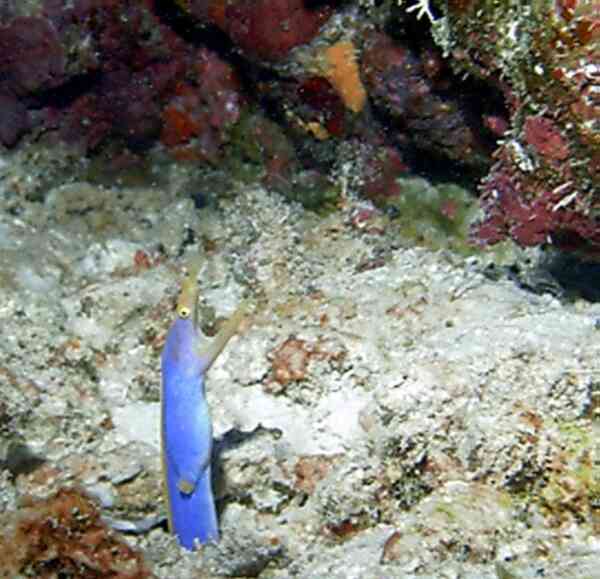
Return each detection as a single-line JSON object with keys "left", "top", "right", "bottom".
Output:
{"left": 539, "top": 420, "right": 600, "bottom": 525}
{"left": 383, "top": 177, "right": 479, "bottom": 253}
{"left": 273, "top": 170, "right": 340, "bottom": 213}
{"left": 227, "top": 112, "right": 341, "bottom": 212}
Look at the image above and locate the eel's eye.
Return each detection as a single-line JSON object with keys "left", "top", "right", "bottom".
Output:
{"left": 177, "top": 305, "right": 191, "bottom": 318}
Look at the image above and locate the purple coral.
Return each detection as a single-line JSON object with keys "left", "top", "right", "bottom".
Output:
{"left": 361, "top": 32, "right": 497, "bottom": 169}
{"left": 0, "top": 16, "right": 65, "bottom": 146}
{"left": 0, "top": 16, "right": 65, "bottom": 96}
{"left": 0, "top": 94, "right": 29, "bottom": 146}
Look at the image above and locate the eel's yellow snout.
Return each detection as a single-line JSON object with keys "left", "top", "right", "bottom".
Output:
{"left": 176, "top": 258, "right": 202, "bottom": 320}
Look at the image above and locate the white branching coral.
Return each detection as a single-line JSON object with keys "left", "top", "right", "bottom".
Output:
{"left": 358, "top": 0, "right": 437, "bottom": 22}
{"left": 402, "top": 0, "right": 437, "bottom": 23}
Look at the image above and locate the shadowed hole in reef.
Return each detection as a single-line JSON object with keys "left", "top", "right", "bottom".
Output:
{"left": 488, "top": 250, "right": 600, "bottom": 303}
{"left": 154, "top": 0, "right": 234, "bottom": 53}
{"left": 36, "top": 71, "right": 102, "bottom": 109}
{"left": 544, "top": 252, "right": 600, "bottom": 303}
{"left": 1, "top": 442, "right": 46, "bottom": 479}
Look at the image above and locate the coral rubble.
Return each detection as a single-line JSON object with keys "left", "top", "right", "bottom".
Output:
{"left": 0, "top": 488, "right": 151, "bottom": 578}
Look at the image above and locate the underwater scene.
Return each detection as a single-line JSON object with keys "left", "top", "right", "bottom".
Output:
{"left": 0, "top": 0, "right": 599, "bottom": 577}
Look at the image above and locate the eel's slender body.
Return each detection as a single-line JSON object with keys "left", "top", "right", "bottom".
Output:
{"left": 161, "top": 262, "right": 245, "bottom": 550}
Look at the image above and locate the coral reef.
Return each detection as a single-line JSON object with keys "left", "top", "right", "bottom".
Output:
{"left": 160, "top": 47, "right": 243, "bottom": 161}
{"left": 1, "top": 0, "right": 597, "bottom": 248}
{"left": 435, "top": 0, "right": 599, "bottom": 250}
{"left": 296, "top": 76, "right": 347, "bottom": 138}
{"left": 0, "top": 16, "right": 65, "bottom": 96}
{"left": 361, "top": 30, "right": 497, "bottom": 169}
{"left": 0, "top": 0, "right": 500, "bottom": 220}
{"left": 0, "top": 0, "right": 194, "bottom": 151}
{"left": 45, "top": 0, "right": 193, "bottom": 152}
{"left": 0, "top": 15, "right": 65, "bottom": 146}
{"left": 188, "top": 0, "right": 334, "bottom": 61}
{"left": 361, "top": 145, "right": 408, "bottom": 202}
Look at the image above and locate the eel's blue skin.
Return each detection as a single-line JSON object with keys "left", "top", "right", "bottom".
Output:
{"left": 161, "top": 316, "right": 218, "bottom": 549}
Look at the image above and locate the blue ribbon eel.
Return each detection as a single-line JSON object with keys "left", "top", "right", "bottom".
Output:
{"left": 161, "top": 259, "right": 246, "bottom": 550}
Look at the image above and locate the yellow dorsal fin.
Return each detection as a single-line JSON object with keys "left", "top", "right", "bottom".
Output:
{"left": 198, "top": 300, "right": 249, "bottom": 372}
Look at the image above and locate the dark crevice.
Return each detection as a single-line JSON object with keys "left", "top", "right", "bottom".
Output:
{"left": 153, "top": 0, "right": 234, "bottom": 58}
{"left": 33, "top": 70, "right": 102, "bottom": 109}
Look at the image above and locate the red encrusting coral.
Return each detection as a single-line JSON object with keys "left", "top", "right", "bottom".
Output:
{"left": 52, "top": 0, "right": 193, "bottom": 151}
{"left": 160, "top": 47, "right": 243, "bottom": 161}
{"left": 523, "top": 115, "right": 570, "bottom": 162}
{"left": 443, "top": 0, "right": 600, "bottom": 251}
{"left": 0, "top": 16, "right": 65, "bottom": 145}
{"left": 297, "top": 76, "right": 347, "bottom": 138}
{"left": 161, "top": 88, "right": 203, "bottom": 148}
{"left": 269, "top": 337, "right": 312, "bottom": 387}
{"left": 361, "top": 146, "right": 408, "bottom": 203}
{"left": 0, "top": 0, "right": 198, "bottom": 151}
{"left": 206, "top": 0, "right": 333, "bottom": 61}
{"left": 37, "top": 0, "right": 248, "bottom": 157}
{"left": 0, "top": 488, "right": 151, "bottom": 578}
{"left": 0, "top": 16, "right": 65, "bottom": 96}
{"left": 475, "top": 148, "right": 600, "bottom": 251}
{"left": 482, "top": 115, "right": 509, "bottom": 138}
